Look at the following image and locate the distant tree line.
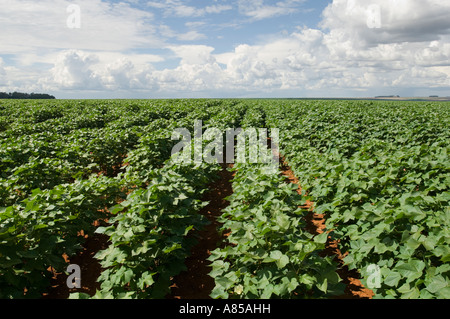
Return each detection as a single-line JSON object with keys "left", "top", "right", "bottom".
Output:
{"left": 0, "top": 92, "right": 56, "bottom": 99}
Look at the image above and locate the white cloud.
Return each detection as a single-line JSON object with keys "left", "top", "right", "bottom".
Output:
{"left": 321, "top": 0, "right": 450, "bottom": 47}
{"left": 0, "top": 0, "right": 158, "bottom": 54}
{"left": 0, "top": 58, "right": 7, "bottom": 87}
{"left": 41, "top": 50, "right": 161, "bottom": 91}
{"left": 158, "top": 25, "right": 206, "bottom": 41}
{"left": 212, "top": 0, "right": 450, "bottom": 94}
{"left": 237, "top": 0, "right": 306, "bottom": 20}
{"left": 168, "top": 45, "right": 216, "bottom": 65}
{"left": 147, "top": 0, "right": 232, "bottom": 18}
{"left": 0, "top": 58, "right": 5, "bottom": 75}
{"left": 176, "top": 30, "right": 207, "bottom": 41}
{"left": 1, "top": 0, "right": 449, "bottom": 97}
{"left": 50, "top": 50, "right": 101, "bottom": 89}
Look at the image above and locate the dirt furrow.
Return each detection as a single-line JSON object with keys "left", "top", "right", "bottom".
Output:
{"left": 168, "top": 164, "right": 234, "bottom": 299}
{"left": 42, "top": 219, "right": 111, "bottom": 299}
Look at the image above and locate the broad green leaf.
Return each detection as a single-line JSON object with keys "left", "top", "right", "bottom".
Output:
{"left": 425, "top": 275, "right": 448, "bottom": 294}
{"left": 395, "top": 260, "right": 425, "bottom": 282}
{"left": 317, "top": 278, "right": 328, "bottom": 293}
{"left": 314, "top": 232, "right": 328, "bottom": 244}
{"left": 384, "top": 271, "right": 402, "bottom": 288}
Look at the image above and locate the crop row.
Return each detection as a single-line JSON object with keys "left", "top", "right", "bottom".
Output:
{"left": 264, "top": 100, "right": 450, "bottom": 298}
{"left": 208, "top": 161, "right": 343, "bottom": 299}
{"left": 0, "top": 99, "right": 448, "bottom": 299}
{"left": 0, "top": 99, "right": 216, "bottom": 298}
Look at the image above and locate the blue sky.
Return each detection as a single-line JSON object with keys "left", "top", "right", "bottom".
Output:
{"left": 0, "top": 0, "right": 449, "bottom": 98}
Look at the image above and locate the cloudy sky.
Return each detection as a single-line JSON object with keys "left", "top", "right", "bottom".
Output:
{"left": 1, "top": 0, "right": 450, "bottom": 98}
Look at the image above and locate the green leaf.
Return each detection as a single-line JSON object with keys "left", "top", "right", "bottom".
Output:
{"left": 138, "top": 271, "right": 155, "bottom": 290}
{"left": 184, "top": 225, "right": 194, "bottom": 236}
{"left": 69, "top": 292, "right": 91, "bottom": 299}
{"left": 314, "top": 232, "right": 328, "bottom": 244}
{"left": 437, "top": 287, "right": 450, "bottom": 299}
{"left": 384, "top": 271, "right": 402, "bottom": 288}
{"left": 263, "top": 250, "right": 290, "bottom": 269}
{"left": 210, "top": 285, "right": 228, "bottom": 299}
{"left": 163, "top": 243, "right": 182, "bottom": 254}
{"left": 425, "top": 275, "right": 448, "bottom": 294}
{"left": 109, "top": 204, "right": 125, "bottom": 215}
{"left": 33, "top": 224, "right": 49, "bottom": 230}
{"left": 299, "top": 273, "right": 315, "bottom": 288}
{"left": 276, "top": 254, "right": 289, "bottom": 269}
{"left": 215, "top": 275, "right": 234, "bottom": 291}
{"left": 395, "top": 260, "right": 425, "bottom": 282}
{"left": 401, "top": 287, "right": 420, "bottom": 299}
{"left": 261, "top": 284, "right": 274, "bottom": 299}
{"left": 317, "top": 278, "right": 328, "bottom": 293}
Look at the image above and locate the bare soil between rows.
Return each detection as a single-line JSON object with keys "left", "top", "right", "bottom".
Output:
{"left": 42, "top": 227, "right": 110, "bottom": 299}
{"left": 167, "top": 164, "right": 234, "bottom": 299}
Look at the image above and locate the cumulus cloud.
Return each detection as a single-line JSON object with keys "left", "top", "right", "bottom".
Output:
{"left": 50, "top": 50, "right": 101, "bottom": 89}
{"left": 43, "top": 50, "right": 161, "bottom": 91}
{"left": 146, "top": 0, "right": 450, "bottom": 94}
{"left": 1, "top": 0, "right": 449, "bottom": 97}
{"left": 169, "top": 45, "right": 216, "bottom": 65}
{"left": 321, "top": 0, "right": 450, "bottom": 47}
{"left": 316, "top": 0, "right": 450, "bottom": 90}
{"left": 213, "top": 0, "right": 450, "bottom": 94}
{"left": 151, "top": 45, "right": 223, "bottom": 91}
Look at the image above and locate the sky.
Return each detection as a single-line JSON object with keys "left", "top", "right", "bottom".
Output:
{"left": 0, "top": 0, "right": 450, "bottom": 99}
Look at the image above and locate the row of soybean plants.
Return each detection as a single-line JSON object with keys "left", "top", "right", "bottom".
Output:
{"left": 70, "top": 99, "right": 246, "bottom": 299}
{"left": 264, "top": 100, "right": 450, "bottom": 299}
{"left": 0, "top": 99, "right": 230, "bottom": 298}
{"left": 207, "top": 103, "right": 345, "bottom": 299}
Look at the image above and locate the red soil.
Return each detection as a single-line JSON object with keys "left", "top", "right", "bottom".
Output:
{"left": 42, "top": 223, "right": 110, "bottom": 299}
{"left": 168, "top": 164, "right": 234, "bottom": 299}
